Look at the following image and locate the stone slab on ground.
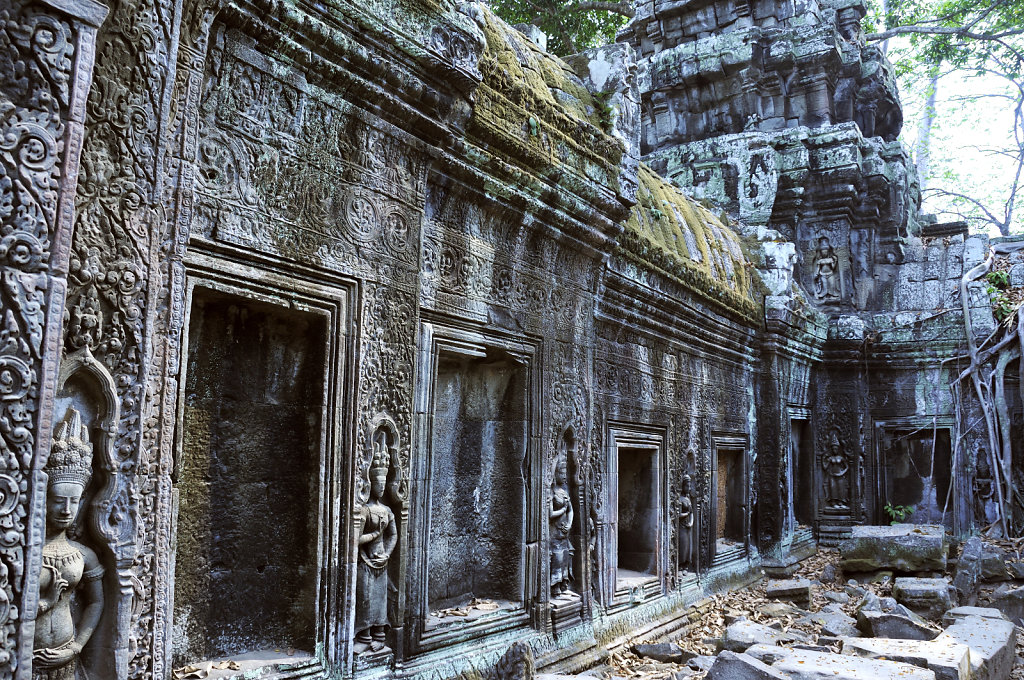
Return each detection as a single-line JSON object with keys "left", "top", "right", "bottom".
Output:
{"left": 744, "top": 644, "right": 792, "bottom": 665}
{"left": 839, "top": 524, "right": 946, "bottom": 573}
{"left": 892, "top": 577, "right": 952, "bottom": 620}
{"left": 719, "top": 618, "right": 808, "bottom": 652}
{"left": 805, "top": 611, "right": 859, "bottom": 637}
{"left": 841, "top": 637, "right": 972, "bottom": 680}
{"left": 706, "top": 650, "right": 791, "bottom": 680}
{"left": 766, "top": 578, "right": 813, "bottom": 608}
{"left": 941, "top": 606, "right": 1007, "bottom": 626}
{"left": 934, "top": 615, "right": 1016, "bottom": 680}
{"left": 771, "top": 648, "right": 937, "bottom": 680}
{"left": 856, "top": 608, "right": 938, "bottom": 640}
{"left": 632, "top": 643, "right": 689, "bottom": 663}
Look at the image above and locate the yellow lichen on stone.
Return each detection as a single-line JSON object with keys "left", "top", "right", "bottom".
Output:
{"left": 624, "top": 164, "right": 758, "bottom": 318}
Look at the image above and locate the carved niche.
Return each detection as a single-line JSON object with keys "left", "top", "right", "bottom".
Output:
{"left": 50, "top": 347, "right": 129, "bottom": 678}
{"left": 353, "top": 419, "right": 406, "bottom": 661}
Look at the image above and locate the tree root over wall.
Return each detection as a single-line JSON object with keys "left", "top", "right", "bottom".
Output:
{"left": 956, "top": 241, "right": 1024, "bottom": 537}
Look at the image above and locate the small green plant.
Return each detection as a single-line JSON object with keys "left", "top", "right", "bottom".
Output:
{"left": 649, "top": 207, "right": 663, "bottom": 221}
{"left": 883, "top": 502, "right": 914, "bottom": 525}
{"left": 986, "top": 270, "right": 1010, "bottom": 290}
{"left": 985, "top": 283, "right": 1016, "bottom": 322}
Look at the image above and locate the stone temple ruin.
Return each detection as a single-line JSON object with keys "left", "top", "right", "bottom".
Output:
{"left": 2, "top": 0, "right": 1023, "bottom": 677}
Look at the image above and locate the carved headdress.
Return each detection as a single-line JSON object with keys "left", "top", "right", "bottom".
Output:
{"left": 47, "top": 408, "right": 93, "bottom": 488}
{"left": 370, "top": 431, "right": 391, "bottom": 475}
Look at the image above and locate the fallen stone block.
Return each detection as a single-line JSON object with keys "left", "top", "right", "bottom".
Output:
{"left": 1007, "top": 561, "right": 1024, "bottom": 580}
{"left": 841, "top": 637, "right": 971, "bottom": 680}
{"left": 934, "top": 615, "right": 1016, "bottom": 680}
{"left": 980, "top": 543, "right": 1010, "bottom": 582}
{"left": 631, "top": 643, "right": 689, "bottom": 663}
{"left": 772, "top": 647, "right": 936, "bottom": 680}
{"left": 941, "top": 606, "right": 1008, "bottom": 626}
{"left": 686, "top": 655, "right": 716, "bottom": 672}
{"left": 805, "top": 611, "right": 859, "bottom": 637}
{"left": 989, "top": 583, "right": 1024, "bottom": 626}
{"left": 856, "top": 608, "right": 937, "bottom": 640}
{"left": 762, "top": 601, "right": 807, "bottom": 618}
{"left": 706, "top": 650, "right": 791, "bottom": 680}
{"left": 744, "top": 644, "right": 791, "bottom": 665}
{"left": 839, "top": 525, "right": 946, "bottom": 573}
{"left": 823, "top": 590, "right": 850, "bottom": 604}
{"left": 892, "top": 577, "right": 952, "bottom": 620}
{"left": 719, "top": 618, "right": 808, "bottom": 652}
{"left": 766, "top": 578, "right": 813, "bottom": 608}
{"left": 952, "top": 537, "right": 982, "bottom": 606}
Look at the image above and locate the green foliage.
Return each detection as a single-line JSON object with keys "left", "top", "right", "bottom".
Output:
{"left": 883, "top": 502, "right": 915, "bottom": 525}
{"left": 863, "top": 0, "right": 1024, "bottom": 72}
{"left": 985, "top": 282, "right": 1016, "bottom": 322}
{"left": 987, "top": 270, "right": 1010, "bottom": 290}
{"left": 490, "top": 0, "right": 631, "bottom": 56}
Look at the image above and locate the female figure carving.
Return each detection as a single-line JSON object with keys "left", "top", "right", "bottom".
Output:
{"left": 34, "top": 409, "right": 104, "bottom": 680}
{"left": 824, "top": 430, "right": 850, "bottom": 510}
{"left": 812, "top": 236, "right": 841, "bottom": 301}
{"left": 549, "top": 453, "right": 574, "bottom": 597}
{"left": 354, "top": 435, "right": 398, "bottom": 653}
{"left": 678, "top": 474, "right": 694, "bottom": 572}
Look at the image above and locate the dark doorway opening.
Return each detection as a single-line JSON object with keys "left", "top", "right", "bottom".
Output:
{"left": 174, "top": 291, "right": 324, "bottom": 666}
{"left": 617, "top": 447, "right": 660, "bottom": 578}
{"left": 883, "top": 427, "right": 952, "bottom": 527}
{"left": 716, "top": 448, "right": 744, "bottom": 542}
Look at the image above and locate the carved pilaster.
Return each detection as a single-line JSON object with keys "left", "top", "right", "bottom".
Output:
{"left": 0, "top": 0, "right": 107, "bottom": 676}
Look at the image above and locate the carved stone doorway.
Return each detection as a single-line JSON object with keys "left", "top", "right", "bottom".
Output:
{"left": 173, "top": 290, "right": 327, "bottom": 668}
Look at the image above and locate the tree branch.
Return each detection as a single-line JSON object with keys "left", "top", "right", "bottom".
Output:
{"left": 867, "top": 25, "right": 1024, "bottom": 42}
{"left": 563, "top": 0, "right": 635, "bottom": 17}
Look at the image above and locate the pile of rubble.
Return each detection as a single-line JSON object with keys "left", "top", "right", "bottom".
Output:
{"left": 542, "top": 525, "right": 1024, "bottom": 680}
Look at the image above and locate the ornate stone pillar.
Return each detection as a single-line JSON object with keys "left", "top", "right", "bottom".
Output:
{"left": 0, "top": 0, "right": 107, "bottom": 676}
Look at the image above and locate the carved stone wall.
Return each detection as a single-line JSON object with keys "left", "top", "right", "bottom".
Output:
{"left": 2, "top": 0, "right": 1000, "bottom": 675}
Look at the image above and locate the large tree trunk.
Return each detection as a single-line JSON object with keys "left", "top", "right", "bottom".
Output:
{"left": 916, "top": 65, "right": 940, "bottom": 190}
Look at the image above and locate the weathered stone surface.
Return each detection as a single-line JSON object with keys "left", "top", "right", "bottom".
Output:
{"left": 940, "top": 606, "right": 1007, "bottom": 626}
{"left": 744, "top": 645, "right": 792, "bottom": 665}
{"left": 707, "top": 650, "right": 791, "bottom": 680}
{"left": 824, "top": 591, "right": 850, "bottom": 604}
{"left": 687, "top": 655, "right": 717, "bottom": 672}
{"left": 632, "top": 643, "right": 689, "bottom": 663}
{"left": 979, "top": 544, "right": 1010, "bottom": 582}
{"left": 806, "top": 611, "right": 859, "bottom": 638}
{"left": 1006, "top": 562, "right": 1024, "bottom": 580}
{"left": 772, "top": 648, "right": 937, "bottom": 680}
{"left": 839, "top": 525, "right": 946, "bottom": 573}
{"left": 952, "top": 537, "right": 984, "bottom": 606}
{"left": 934, "top": 615, "right": 1016, "bottom": 680}
{"left": 720, "top": 619, "right": 808, "bottom": 652}
{"left": 856, "top": 608, "right": 937, "bottom": 641}
{"left": 766, "top": 578, "right": 813, "bottom": 608}
{"left": 989, "top": 584, "right": 1024, "bottom": 626}
{"left": 892, "top": 578, "right": 952, "bottom": 621}
{"left": 842, "top": 638, "right": 972, "bottom": 680}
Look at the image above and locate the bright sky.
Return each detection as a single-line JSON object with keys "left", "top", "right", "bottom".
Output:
{"left": 892, "top": 50, "right": 1022, "bottom": 237}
